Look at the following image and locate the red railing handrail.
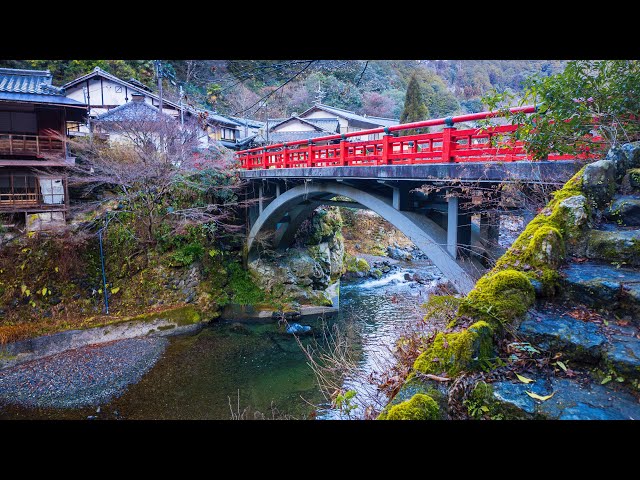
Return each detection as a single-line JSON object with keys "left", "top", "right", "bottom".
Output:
{"left": 237, "top": 105, "right": 537, "bottom": 155}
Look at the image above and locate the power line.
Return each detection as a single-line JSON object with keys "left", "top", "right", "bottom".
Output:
{"left": 233, "top": 60, "right": 317, "bottom": 116}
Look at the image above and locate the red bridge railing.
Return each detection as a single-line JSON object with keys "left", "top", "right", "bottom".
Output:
{"left": 236, "top": 106, "right": 592, "bottom": 170}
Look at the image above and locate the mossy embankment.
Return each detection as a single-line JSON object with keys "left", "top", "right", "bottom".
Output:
{"left": 379, "top": 163, "right": 596, "bottom": 420}
{"left": 0, "top": 219, "right": 275, "bottom": 345}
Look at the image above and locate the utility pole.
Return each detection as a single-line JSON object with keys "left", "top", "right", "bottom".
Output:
{"left": 263, "top": 100, "right": 269, "bottom": 144}
{"left": 155, "top": 60, "right": 163, "bottom": 114}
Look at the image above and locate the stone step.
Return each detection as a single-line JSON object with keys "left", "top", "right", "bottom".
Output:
{"left": 519, "top": 303, "right": 640, "bottom": 381}
{"left": 586, "top": 228, "right": 640, "bottom": 266}
{"left": 485, "top": 374, "right": 640, "bottom": 420}
{"left": 561, "top": 261, "right": 640, "bottom": 317}
{"left": 518, "top": 308, "right": 606, "bottom": 363}
{"left": 604, "top": 195, "right": 640, "bottom": 226}
{"left": 604, "top": 333, "right": 640, "bottom": 380}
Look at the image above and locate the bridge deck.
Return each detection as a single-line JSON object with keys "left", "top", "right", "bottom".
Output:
{"left": 239, "top": 161, "right": 583, "bottom": 184}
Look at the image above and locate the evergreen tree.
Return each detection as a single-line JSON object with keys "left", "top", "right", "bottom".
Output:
{"left": 400, "top": 74, "right": 429, "bottom": 124}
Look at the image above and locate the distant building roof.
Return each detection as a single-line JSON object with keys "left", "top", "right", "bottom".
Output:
{"left": 268, "top": 116, "right": 329, "bottom": 133}
{"left": 203, "top": 110, "right": 242, "bottom": 128}
{"left": 299, "top": 103, "right": 399, "bottom": 130}
{"left": 304, "top": 117, "right": 340, "bottom": 133}
{"left": 0, "top": 68, "right": 85, "bottom": 107}
{"left": 94, "top": 100, "right": 170, "bottom": 122}
{"left": 258, "top": 130, "right": 335, "bottom": 144}
{"left": 231, "top": 116, "right": 265, "bottom": 129}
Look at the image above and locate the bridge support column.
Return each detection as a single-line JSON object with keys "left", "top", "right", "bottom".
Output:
{"left": 480, "top": 212, "right": 500, "bottom": 247}
{"left": 275, "top": 183, "right": 281, "bottom": 198}
{"left": 258, "top": 184, "right": 264, "bottom": 215}
{"left": 447, "top": 196, "right": 472, "bottom": 259}
{"left": 447, "top": 197, "right": 458, "bottom": 258}
{"left": 392, "top": 185, "right": 411, "bottom": 211}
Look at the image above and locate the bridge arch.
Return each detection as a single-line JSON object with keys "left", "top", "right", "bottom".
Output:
{"left": 247, "top": 182, "right": 477, "bottom": 294}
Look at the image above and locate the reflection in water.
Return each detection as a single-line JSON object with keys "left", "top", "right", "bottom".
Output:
{"left": 0, "top": 263, "right": 436, "bottom": 420}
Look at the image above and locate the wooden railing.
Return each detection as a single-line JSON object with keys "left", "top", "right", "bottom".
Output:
{"left": 0, "top": 133, "right": 66, "bottom": 158}
{"left": 0, "top": 174, "right": 66, "bottom": 210}
{"left": 236, "top": 106, "right": 597, "bottom": 169}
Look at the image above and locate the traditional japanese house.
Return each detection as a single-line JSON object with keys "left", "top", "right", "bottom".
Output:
{"left": 0, "top": 68, "right": 86, "bottom": 229}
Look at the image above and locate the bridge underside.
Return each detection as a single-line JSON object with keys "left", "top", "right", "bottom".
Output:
{"left": 242, "top": 162, "right": 582, "bottom": 294}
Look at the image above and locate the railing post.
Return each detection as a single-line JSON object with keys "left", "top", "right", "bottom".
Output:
{"left": 442, "top": 117, "right": 456, "bottom": 162}
{"left": 261, "top": 148, "right": 267, "bottom": 169}
{"left": 307, "top": 141, "right": 314, "bottom": 167}
{"left": 382, "top": 127, "right": 392, "bottom": 165}
{"left": 36, "top": 136, "right": 40, "bottom": 156}
{"left": 9, "top": 135, "right": 12, "bottom": 155}
{"left": 339, "top": 135, "right": 347, "bottom": 166}
{"left": 282, "top": 145, "right": 289, "bottom": 168}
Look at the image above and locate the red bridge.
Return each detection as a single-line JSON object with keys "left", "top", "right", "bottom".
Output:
{"left": 236, "top": 105, "right": 586, "bottom": 169}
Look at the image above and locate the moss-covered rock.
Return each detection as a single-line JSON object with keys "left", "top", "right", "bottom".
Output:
{"left": 413, "top": 321, "right": 493, "bottom": 376}
{"left": 460, "top": 270, "right": 535, "bottom": 328}
{"left": 586, "top": 229, "right": 640, "bottom": 266}
{"left": 129, "top": 305, "right": 201, "bottom": 326}
{"left": 344, "top": 255, "right": 370, "bottom": 274}
{"left": 378, "top": 393, "right": 440, "bottom": 420}
{"left": 628, "top": 168, "right": 640, "bottom": 190}
{"left": 582, "top": 159, "right": 616, "bottom": 207}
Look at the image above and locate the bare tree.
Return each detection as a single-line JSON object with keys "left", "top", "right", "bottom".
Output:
{"left": 66, "top": 112, "right": 245, "bottom": 246}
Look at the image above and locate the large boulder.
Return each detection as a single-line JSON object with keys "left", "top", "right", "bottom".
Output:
{"left": 582, "top": 159, "right": 616, "bottom": 207}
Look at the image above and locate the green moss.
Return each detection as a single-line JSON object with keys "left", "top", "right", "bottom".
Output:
{"left": 412, "top": 321, "right": 493, "bottom": 377}
{"left": 460, "top": 270, "right": 535, "bottom": 329}
{"left": 129, "top": 305, "right": 201, "bottom": 326}
{"left": 378, "top": 393, "right": 440, "bottom": 420}
{"left": 227, "top": 261, "right": 266, "bottom": 306}
{"left": 345, "top": 255, "right": 370, "bottom": 274}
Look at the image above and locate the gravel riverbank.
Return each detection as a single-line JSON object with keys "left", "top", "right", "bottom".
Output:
{"left": 0, "top": 337, "right": 168, "bottom": 409}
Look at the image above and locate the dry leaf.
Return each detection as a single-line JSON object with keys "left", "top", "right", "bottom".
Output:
{"left": 526, "top": 391, "right": 555, "bottom": 401}
{"left": 516, "top": 373, "right": 535, "bottom": 384}
{"left": 556, "top": 361, "right": 567, "bottom": 372}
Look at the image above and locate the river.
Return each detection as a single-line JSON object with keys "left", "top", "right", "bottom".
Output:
{"left": 0, "top": 261, "right": 440, "bottom": 420}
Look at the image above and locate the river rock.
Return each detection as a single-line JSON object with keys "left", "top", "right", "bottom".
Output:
{"left": 387, "top": 246, "right": 412, "bottom": 261}
{"left": 582, "top": 159, "right": 616, "bottom": 207}
{"left": 604, "top": 195, "right": 640, "bottom": 226}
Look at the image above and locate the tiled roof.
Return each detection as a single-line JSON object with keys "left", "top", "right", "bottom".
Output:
{"left": 203, "top": 110, "right": 242, "bottom": 128}
{"left": 0, "top": 68, "right": 64, "bottom": 95}
{"left": 304, "top": 117, "right": 340, "bottom": 132}
{"left": 231, "top": 116, "right": 265, "bottom": 128}
{"left": 0, "top": 68, "right": 85, "bottom": 107}
{"left": 94, "top": 101, "right": 170, "bottom": 122}
{"left": 300, "top": 103, "right": 399, "bottom": 129}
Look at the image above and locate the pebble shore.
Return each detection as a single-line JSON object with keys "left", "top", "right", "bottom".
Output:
{"left": 0, "top": 337, "right": 168, "bottom": 409}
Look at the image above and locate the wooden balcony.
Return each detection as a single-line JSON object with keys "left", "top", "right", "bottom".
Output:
{"left": 0, "top": 133, "right": 66, "bottom": 158}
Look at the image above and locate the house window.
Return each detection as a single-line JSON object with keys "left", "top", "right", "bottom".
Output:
{"left": 221, "top": 128, "right": 235, "bottom": 140}
{"left": 0, "top": 112, "right": 37, "bottom": 134}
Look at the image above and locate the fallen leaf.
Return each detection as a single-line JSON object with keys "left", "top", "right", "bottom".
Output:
{"left": 516, "top": 373, "right": 535, "bottom": 384}
{"left": 111, "top": 287, "right": 120, "bottom": 295}
{"left": 601, "top": 375, "right": 612, "bottom": 385}
{"left": 556, "top": 361, "right": 567, "bottom": 372}
{"left": 526, "top": 391, "right": 555, "bottom": 401}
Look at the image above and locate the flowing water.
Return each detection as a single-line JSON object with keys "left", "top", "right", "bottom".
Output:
{"left": 0, "top": 261, "right": 440, "bottom": 420}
